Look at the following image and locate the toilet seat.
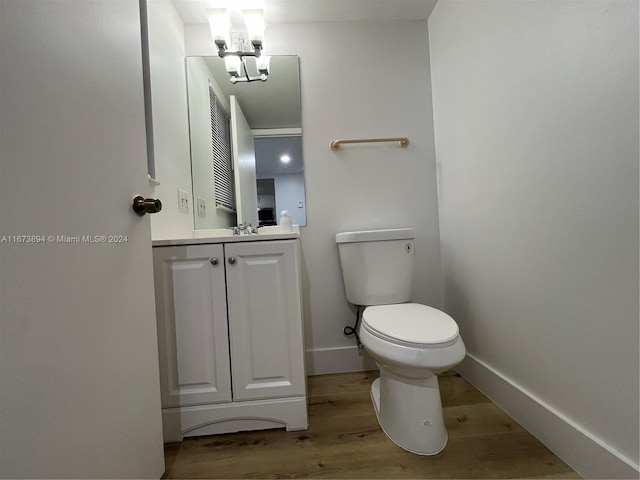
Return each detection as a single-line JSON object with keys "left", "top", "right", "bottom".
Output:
{"left": 362, "top": 303, "right": 459, "bottom": 348}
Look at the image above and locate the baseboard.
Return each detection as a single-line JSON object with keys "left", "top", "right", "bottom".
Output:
{"left": 456, "top": 353, "right": 639, "bottom": 479}
{"left": 305, "top": 345, "right": 377, "bottom": 375}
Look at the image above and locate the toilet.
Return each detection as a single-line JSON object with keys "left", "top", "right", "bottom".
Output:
{"left": 336, "top": 228, "right": 465, "bottom": 455}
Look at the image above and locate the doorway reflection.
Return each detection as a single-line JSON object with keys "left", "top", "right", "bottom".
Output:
{"left": 255, "top": 135, "right": 305, "bottom": 226}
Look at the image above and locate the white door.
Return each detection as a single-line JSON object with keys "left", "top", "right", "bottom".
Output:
{"left": 225, "top": 241, "right": 306, "bottom": 401}
{"left": 230, "top": 95, "right": 259, "bottom": 226}
{"left": 0, "top": 1, "right": 164, "bottom": 478}
{"left": 153, "top": 245, "right": 232, "bottom": 408}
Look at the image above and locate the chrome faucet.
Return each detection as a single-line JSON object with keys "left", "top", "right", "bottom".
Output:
{"left": 229, "top": 223, "right": 245, "bottom": 235}
{"left": 229, "top": 222, "right": 260, "bottom": 235}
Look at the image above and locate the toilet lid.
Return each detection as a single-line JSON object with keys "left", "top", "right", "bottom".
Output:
{"left": 362, "top": 303, "right": 459, "bottom": 346}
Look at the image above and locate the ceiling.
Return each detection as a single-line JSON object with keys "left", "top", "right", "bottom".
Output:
{"left": 255, "top": 135, "right": 304, "bottom": 177}
{"left": 172, "top": 0, "right": 438, "bottom": 25}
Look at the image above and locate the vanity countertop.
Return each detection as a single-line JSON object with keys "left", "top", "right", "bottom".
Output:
{"left": 152, "top": 225, "right": 300, "bottom": 247}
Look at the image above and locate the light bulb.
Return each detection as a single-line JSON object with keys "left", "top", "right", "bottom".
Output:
{"left": 256, "top": 55, "right": 271, "bottom": 74}
{"left": 206, "top": 8, "right": 231, "bottom": 49}
{"left": 224, "top": 56, "right": 241, "bottom": 76}
{"left": 280, "top": 155, "right": 291, "bottom": 164}
{"left": 242, "top": 9, "right": 266, "bottom": 47}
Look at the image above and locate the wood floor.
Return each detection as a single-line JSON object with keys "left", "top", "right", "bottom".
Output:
{"left": 163, "top": 371, "right": 581, "bottom": 479}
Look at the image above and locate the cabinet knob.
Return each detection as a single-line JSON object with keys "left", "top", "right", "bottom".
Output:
{"left": 210, "top": 257, "right": 219, "bottom": 267}
{"left": 228, "top": 257, "right": 236, "bottom": 265}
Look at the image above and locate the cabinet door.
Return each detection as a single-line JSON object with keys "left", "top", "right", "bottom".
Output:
{"left": 153, "top": 245, "right": 232, "bottom": 407}
{"left": 225, "top": 240, "right": 306, "bottom": 401}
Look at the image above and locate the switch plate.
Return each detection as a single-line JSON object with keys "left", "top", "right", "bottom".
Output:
{"left": 178, "top": 189, "right": 190, "bottom": 213}
{"left": 197, "top": 197, "right": 206, "bottom": 217}
{"left": 297, "top": 200, "right": 303, "bottom": 208}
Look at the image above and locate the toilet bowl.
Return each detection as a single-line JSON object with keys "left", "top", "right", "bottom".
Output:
{"left": 335, "top": 229, "right": 466, "bottom": 455}
{"left": 359, "top": 303, "right": 466, "bottom": 455}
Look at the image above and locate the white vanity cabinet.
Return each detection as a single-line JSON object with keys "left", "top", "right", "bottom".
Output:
{"left": 153, "top": 239, "right": 307, "bottom": 443}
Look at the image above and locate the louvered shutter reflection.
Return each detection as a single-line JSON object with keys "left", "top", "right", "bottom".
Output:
{"left": 210, "top": 88, "right": 236, "bottom": 212}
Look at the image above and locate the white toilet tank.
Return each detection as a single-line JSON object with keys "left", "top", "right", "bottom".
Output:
{"left": 336, "top": 228, "right": 415, "bottom": 306}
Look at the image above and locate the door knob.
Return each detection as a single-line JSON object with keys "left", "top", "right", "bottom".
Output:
{"left": 210, "top": 258, "right": 219, "bottom": 267}
{"left": 132, "top": 196, "right": 162, "bottom": 216}
{"left": 228, "top": 257, "right": 236, "bottom": 265}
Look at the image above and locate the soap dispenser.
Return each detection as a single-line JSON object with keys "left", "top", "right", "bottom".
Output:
{"left": 280, "top": 210, "right": 293, "bottom": 232}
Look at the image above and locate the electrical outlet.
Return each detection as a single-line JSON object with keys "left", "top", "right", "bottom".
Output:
{"left": 197, "top": 197, "right": 206, "bottom": 217}
{"left": 177, "top": 189, "right": 190, "bottom": 213}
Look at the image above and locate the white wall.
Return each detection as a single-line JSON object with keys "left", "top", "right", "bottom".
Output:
{"left": 273, "top": 173, "right": 306, "bottom": 226}
{"left": 428, "top": 1, "right": 639, "bottom": 478}
{"left": 146, "top": 0, "right": 193, "bottom": 240}
{"left": 185, "top": 20, "right": 441, "bottom": 374}
{"left": 284, "top": 22, "right": 441, "bottom": 374}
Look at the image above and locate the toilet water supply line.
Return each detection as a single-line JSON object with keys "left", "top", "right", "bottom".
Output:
{"left": 343, "top": 305, "right": 364, "bottom": 351}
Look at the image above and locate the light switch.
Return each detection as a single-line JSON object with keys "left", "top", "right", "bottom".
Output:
{"left": 197, "top": 197, "right": 206, "bottom": 217}
{"left": 178, "top": 189, "right": 190, "bottom": 213}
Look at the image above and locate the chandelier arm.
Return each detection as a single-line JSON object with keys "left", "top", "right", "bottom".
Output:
{"left": 218, "top": 50, "right": 259, "bottom": 58}
{"left": 241, "top": 56, "right": 251, "bottom": 82}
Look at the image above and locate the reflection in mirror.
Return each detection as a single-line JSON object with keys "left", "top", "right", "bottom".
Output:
{"left": 255, "top": 135, "right": 305, "bottom": 226}
{"left": 186, "top": 55, "right": 305, "bottom": 230}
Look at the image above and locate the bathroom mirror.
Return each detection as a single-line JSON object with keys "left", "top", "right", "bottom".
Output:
{"left": 186, "top": 55, "right": 305, "bottom": 229}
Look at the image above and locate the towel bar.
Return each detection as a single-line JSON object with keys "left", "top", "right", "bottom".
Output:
{"left": 330, "top": 137, "right": 410, "bottom": 150}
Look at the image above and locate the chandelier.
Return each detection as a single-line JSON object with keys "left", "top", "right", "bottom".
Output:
{"left": 206, "top": 7, "right": 271, "bottom": 83}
